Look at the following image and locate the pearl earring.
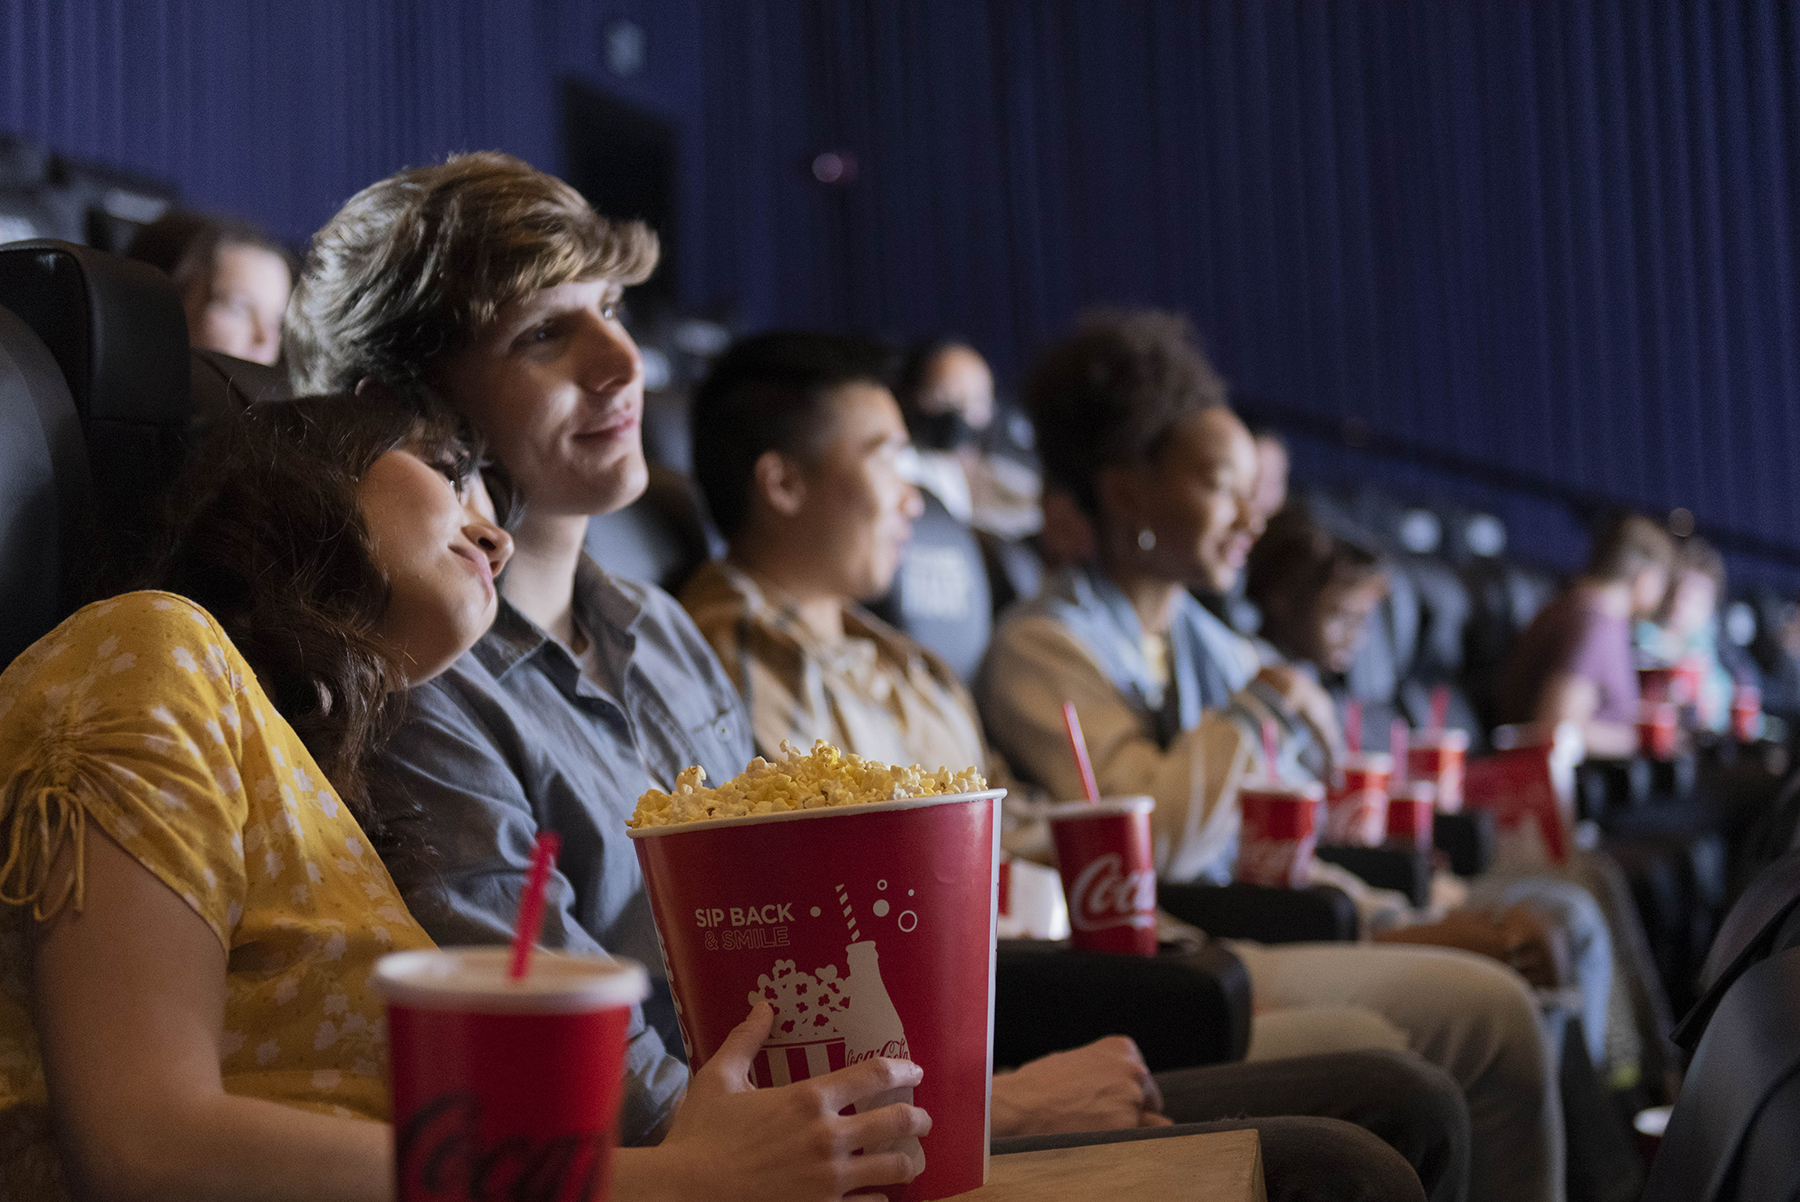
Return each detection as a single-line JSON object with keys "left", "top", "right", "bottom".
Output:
{"left": 1137, "top": 529, "right": 1156, "bottom": 551}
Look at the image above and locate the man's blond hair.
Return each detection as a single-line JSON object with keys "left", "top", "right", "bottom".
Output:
{"left": 285, "top": 152, "right": 658, "bottom": 393}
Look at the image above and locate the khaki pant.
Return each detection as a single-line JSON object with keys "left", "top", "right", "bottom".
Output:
{"left": 1228, "top": 940, "right": 1564, "bottom": 1202}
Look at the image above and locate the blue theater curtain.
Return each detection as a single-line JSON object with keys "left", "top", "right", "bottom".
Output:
{"left": 694, "top": 0, "right": 1800, "bottom": 578}
{"left": 5, "top": 1, "right": 1800, "bottom": 577}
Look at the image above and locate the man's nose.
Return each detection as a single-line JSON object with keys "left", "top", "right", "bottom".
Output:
{"left": 576, "top": 314, "right": 641, "bottom": 393}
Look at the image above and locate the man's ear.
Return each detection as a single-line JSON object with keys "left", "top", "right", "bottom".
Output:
{"left": 751, "top": 449, "right": 808, "bottom": 519}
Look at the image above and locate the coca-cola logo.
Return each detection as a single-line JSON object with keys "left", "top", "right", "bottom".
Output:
{"left": 847, "top": 1038, "right": 910, "bottom": 1063}
{"left": 1068, "top": 853, "right": 1155, "bottom": 932}
{"left": 396, "top": 1092, "right": 610, "bottom": 1202}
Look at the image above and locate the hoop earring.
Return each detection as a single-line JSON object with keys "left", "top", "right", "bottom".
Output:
{"left": 1137, "top": 529, "right": 1156, "bottom": 551}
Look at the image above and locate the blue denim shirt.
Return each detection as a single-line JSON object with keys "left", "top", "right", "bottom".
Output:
{"left": 377, "top": 556, "right": 755, "bottom": 1143}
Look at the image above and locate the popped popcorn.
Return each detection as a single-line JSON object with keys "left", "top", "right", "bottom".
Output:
{"left": 629, "top": 740, "right": 986, "bottom": 828}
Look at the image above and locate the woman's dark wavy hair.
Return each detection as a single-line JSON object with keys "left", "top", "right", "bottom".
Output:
{"left": 146, "top": 394, "right": 499, "bottom": 872}
{"left": 1023, "top": 309, "right": 1227, "bottom": 519}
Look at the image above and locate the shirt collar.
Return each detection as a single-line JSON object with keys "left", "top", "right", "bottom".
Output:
{"left": 472, "top": 554, "right": 645, "bottom": 681}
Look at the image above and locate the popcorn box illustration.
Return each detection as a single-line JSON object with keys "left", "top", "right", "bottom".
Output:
{"left": 1043, "top": 797, "right": 1158, "bottom": 956}
{"left": 630, "top": 789, "right": 1002, "bottom": 1201}
{"left": 1235, "top": 780, "right": 1323, "bottom": 888}
{"left": 1324, "top": 752, "right": 1392, "bottom": 846}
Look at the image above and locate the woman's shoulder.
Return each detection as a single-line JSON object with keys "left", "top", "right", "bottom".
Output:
{"left": 0, "top": 592, "right": 250, "bottom": 718}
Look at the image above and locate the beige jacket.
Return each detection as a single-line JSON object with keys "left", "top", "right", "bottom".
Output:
{"left": 680, "top": 561, "right": 1007, "bottom": 786}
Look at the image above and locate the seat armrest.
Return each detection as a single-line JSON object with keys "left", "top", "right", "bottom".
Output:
{"left": 1156, "top": 881, "right": 1358, "bottom": 944}
{"left": 1316, "top": 844, "right": 1434, "bottom": 908}
{"left": 993, "top": 939, "right": 1251, "bottom": 1071}
{"left": 1434, "top": 810, "right": 1496, "bottom": 876}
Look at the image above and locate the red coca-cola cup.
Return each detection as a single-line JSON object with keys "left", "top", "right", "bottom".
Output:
{"left": 1236, "top": 779, "right": 1323, "bottom": 888}
{"left": 1325, "top": 752, "right": 1392, "bottom": 846}
{"left": 1043, "top": 796, "right": 1158, "bottom": 956}
{"left": 1385, "top": 781, "right": 1436, "bottom": 851}
{"left": 1639, "top": 700, "right": 1678, "bottom": 760}
{"left": 1733, "top": 685, "right": 1762, "bottom": 743}
{"left": 1407, "top": 730, "right": 1469, "bottom": 812}
{"left": 373, "top": 948, "right": 650, "bottom": 1202}
{"left": 1637, "top": 666, "right": 1678, "bottom": 705}
{"left": 630, "top": 789, "right": 1003, "bottom": 1201}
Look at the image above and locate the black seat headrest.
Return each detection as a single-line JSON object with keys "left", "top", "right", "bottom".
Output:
{"left": 189, "top": 347, "right": 291, "bottom": 439}
{"left": 0, "top": 239, "right": 192, "bottom": 586}
{"left": 583, "top": 465, "right": 719, "bottom": 594}
{"left": 868, "top": 492, "right": 993, "bottom": 682}
{"left": 0, "top": 303, "right": 93, "bottom": 666}
{"left": 0, "top": 239, "right": 189, "bottom": 428}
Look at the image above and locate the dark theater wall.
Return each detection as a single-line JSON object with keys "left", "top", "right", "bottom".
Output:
{"left": 5, "top": 1, "right": 1800, "bottom": 582}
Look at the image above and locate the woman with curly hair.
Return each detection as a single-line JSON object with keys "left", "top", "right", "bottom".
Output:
{"left": 977, "top": 310, "right": 1563, "bottom": 1202}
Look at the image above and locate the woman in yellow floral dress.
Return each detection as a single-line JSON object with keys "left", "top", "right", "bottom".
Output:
{"left": 0, "top": 398, "right": 514, "bottom": 1200}
{"left": 0, "top": 396, "right": 938, "bottom": 1202}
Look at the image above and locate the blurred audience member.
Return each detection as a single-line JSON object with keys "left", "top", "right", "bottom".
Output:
{"left": 1497, "top": 513, "right": 1676, "bottom": 758}
{"left": 978, "top": 310, "right": 1560, "bottom": 1202}
{"left": 895, "top": 338, "right": 1042, "bottom": 537}
{"left": 126, "top": 209, "right": 293, "bottom": 365}
{"left": 1635, "top": 536, "right": 1736, "bottom": 732}
{"left": 1248, "top": 506, "right": 1388, "bottom": 681}
{"left": 1249, "top": 429, "right": 1291, "bottom": 529}
{"left": 682, "top": 331, "right": 992, "bottom": 774}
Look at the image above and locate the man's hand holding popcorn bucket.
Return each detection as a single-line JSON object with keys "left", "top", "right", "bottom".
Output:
{"left": 629, "top": 742, "right": 1003, "bottom": 1201}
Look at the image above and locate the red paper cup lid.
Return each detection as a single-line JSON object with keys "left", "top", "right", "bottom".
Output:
{"left": 626, "top": 787, "right": 1005, "bottom": 839}
{"left": 373, "top": 948, "right": 650, "bottom": 1014}
{"left": 1042, "top": 795, "right": 1155, "bottom": 819}
{"left": 1240, "top": 777, "right": 1325, "bottom": 801}
{"left": 1412, "top": 730, "right": 1469, "bottom": 751}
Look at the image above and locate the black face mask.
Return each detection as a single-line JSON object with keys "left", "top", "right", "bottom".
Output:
{"left": 908, "top": 408, "right": 978, "bottom": 453}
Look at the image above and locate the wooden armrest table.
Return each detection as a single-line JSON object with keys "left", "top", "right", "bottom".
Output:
{"left": 956, "top": 1129, "right": 1266, "bottom": 1201}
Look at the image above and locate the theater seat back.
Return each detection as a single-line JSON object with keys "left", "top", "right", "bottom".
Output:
{"left": 583, "top": 465, "right": 719, "bottom": 593}
{"left": 0, "top": 239, "right": 190, "bottom": 584}
{"left": 868, "top": 491, "right": 992, "bottom": 682}
{"left": 0, "top": 304, "right": 93, "bottom": 666}
{"left": 1643, "top": 945, "right": 1800, "bottom": 1202}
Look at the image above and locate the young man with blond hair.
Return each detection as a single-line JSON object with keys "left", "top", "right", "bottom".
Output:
{"left": 286, "top": 153, "right": 1459, "bottom": 1202}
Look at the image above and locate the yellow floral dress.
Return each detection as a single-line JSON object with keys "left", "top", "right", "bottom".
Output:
{"left": 0, "top": 592, "right": 434, "bottom": 1200}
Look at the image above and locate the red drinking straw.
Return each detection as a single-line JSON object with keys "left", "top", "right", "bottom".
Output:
{"left": 1390, "top": 719, "right": 1410, "bottom": 787}
{"left": 509, "top": 831, "right": 563, "bottom": 980}
{"left": 1430, "top": 685, "right": 1450, "bottom": 733}
{"left": 1345, "top": 699, "right": 1363, "bottom": 755}
{"left": 1261, "top": 719, "right": 1280, "bottom": 781}
{"left": 1061, "top": 701, "right": 1102, "bottom": 803}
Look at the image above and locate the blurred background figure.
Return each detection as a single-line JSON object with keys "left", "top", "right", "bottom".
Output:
{"left": 1496, "top": 513, "right": 1675, "bottom": 759}
{"left": 894, "top": 338, "right": 1042, "bottom": 538}
{"left": 1248, "top": 430, "right": 1291, "bottom": 530}
{"left": 1635, "top": 536, "right": 1739, "bottom": 734}
{"left": 1249, "top": 506, "right": 1389, "bottom": 682}
{"left": 126, "top": 209, "right": 293, "bottom": 365}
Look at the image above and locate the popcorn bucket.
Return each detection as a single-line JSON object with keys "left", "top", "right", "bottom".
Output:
{"left": 1325, "top": 753, "right": 1392, "bottom": 846}
{"left": 1639, "top": 701, "right": 1678, "bottom": 761}
{"left": 1236, "top": 780, "right": 1323, "bottom": 888}
{"left": 629, "top": 789, "right": 1003, "bottom": 1201}
{"left": 1044, "top": 797, "right": 1158, "bottom": 956}
{"left": 374, "top": 948, "right": 649, "bottom": 1202}
{"left": 1385, "top": 782, "right": 1437, "bottom": 852}
{"left": 1407, "top": 730, "right": 1469, "bottom": 812}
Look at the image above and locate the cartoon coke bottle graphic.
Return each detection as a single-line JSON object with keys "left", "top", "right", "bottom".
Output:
{"left": 834, "top": 884, "right": 924, "bottom": 1178}
{"left": 840, "top": 939, "right": 925, "bottom": 1176}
